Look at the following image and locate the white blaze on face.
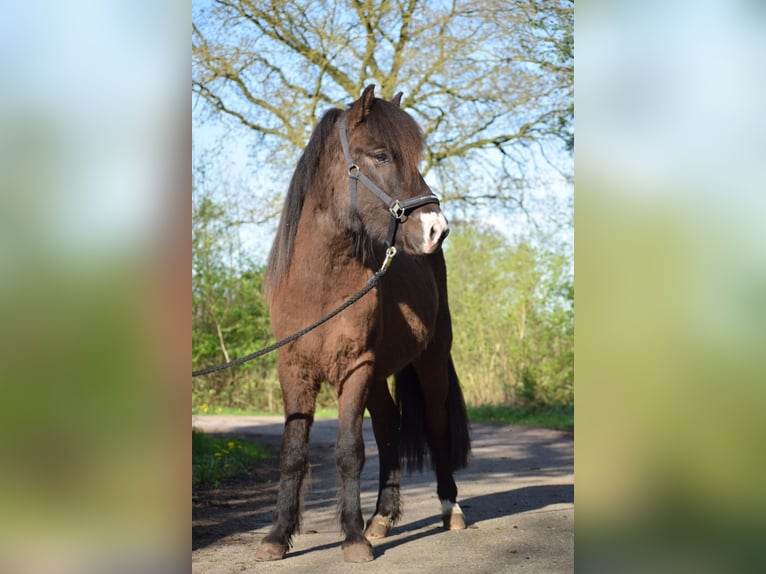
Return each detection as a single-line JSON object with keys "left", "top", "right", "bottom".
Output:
{"left": 417, "top": 211, "right": 449, "bottom": 254}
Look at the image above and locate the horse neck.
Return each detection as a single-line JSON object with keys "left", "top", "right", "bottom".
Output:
{"left": 293, "top": 184, "right": 369, "bottom": 277}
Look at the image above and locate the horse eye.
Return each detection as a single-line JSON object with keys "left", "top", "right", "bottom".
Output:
{"left": 373, "top": 152, "right": 389, "bottom": 164}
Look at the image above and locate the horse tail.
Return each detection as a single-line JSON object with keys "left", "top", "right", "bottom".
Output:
{"left": 394, "top": 357, "right": 471, "bottom": 473}
{"left": 446, "top": 356, "right": 471, "bottom": 470}
{"left": 395, "top": 364, "right": 428, "bottom": 473}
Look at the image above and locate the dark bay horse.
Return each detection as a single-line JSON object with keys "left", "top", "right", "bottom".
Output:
{"left": 256, "top": 85, "right": 471, "bottom": 563}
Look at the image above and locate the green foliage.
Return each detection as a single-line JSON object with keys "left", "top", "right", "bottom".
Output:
{"left": 192, "top": 189, "right": 282, "bottom": 412}
{"left": 192, "top": 429, "right": 269, "bottom": 487}
{"left": 445, "top": 222, "right": 573, "bottom": 408}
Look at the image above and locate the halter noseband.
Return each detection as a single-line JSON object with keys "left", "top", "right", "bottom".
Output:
{"left": 338, "top": 113, "right": 440, "bottom": 251}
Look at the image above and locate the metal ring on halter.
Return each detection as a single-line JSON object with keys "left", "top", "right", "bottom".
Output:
{"left": 348, "top": 164, "right": 359, "bottom": 175}
{"left": 390, "top": 201, "right": 406, "bottom": 221}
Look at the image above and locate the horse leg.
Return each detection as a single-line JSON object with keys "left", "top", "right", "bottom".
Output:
{"left": 364, "top": 377, "right": 401, "bottom": 540}
{"left": 416, "top": 359, "right": 469, "bottom": 531}
{"left": 254, "top": 368, "right": 318, "bottom": 561}
{"left": 423, "top": 403, "right": 466, "bottom": 530}
{"left": 335, "top": 368, "right": 374, "bottom": 562}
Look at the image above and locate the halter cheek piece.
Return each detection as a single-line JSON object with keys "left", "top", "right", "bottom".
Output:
{"left": 338, "top": 113, "right": 440, "bottom": 255}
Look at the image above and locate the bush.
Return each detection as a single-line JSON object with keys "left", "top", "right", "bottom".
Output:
{"left": 445, "top": 223, "right": 573, "bottom": 408}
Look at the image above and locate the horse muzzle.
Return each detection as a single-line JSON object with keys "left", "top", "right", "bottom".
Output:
{"left": 410, "top": 210, "right": 450, "bottom": 255}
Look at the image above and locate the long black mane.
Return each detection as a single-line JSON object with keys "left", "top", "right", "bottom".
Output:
{"left": 264, "top": 107, "right": 342, "bottom": 300}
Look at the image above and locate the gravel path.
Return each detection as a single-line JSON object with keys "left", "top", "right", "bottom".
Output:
{"left": 192, "top": 415, "right": 573, "bottom": 573}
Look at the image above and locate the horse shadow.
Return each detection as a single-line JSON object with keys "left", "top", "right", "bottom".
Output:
{"left": 284, "top": 483, "right": 574, "bottom": 559}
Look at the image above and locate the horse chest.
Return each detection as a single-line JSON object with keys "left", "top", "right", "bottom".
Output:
{"left": 374, "top": 271, "right": 441, "bottom": 366}
{"left": 384, "top": 299, "right": 435, "bottom": 346}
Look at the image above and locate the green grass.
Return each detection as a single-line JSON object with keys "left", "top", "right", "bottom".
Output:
{"left": 192, "top": 429, "right": 270, "bottom": 488}
{"left": 466, "top": 404, "right": 573, "bottom": 431}
{"left": 192, "top": 406, "right": 343, "bottom": 419}
{"left": 193, "top": 404, "right": 572, "bottom": 431}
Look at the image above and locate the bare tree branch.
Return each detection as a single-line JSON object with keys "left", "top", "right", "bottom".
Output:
{"left": 193, "top": 0, "right": 573, "bottom": 210}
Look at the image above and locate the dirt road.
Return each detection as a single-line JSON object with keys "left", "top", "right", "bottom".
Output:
{"left": 192, "top": 415, "right": 573, "bottom": 573}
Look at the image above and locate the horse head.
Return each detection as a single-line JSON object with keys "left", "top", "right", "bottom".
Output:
{"left": 337, "top": 85, "right": 449, "bottom": 256}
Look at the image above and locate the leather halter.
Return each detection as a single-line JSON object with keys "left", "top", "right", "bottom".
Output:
{"left": 338, "top": 112, "right": 440, "bottom": 248}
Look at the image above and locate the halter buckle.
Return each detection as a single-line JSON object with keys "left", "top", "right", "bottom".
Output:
{"left": 390, "top": 201, "right": 406, "bottom": 221}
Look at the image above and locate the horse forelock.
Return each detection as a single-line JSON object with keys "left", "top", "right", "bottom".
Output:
{"left": 365, "top": 99, "right": 425, "bottom": 178}
{"left": 265, "top": 107, "right": 343, "bottom": 301}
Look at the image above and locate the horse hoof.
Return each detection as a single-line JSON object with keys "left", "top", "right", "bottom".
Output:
{"left": 443, "top": 512, "right": 467, "bottom": 531}
{"left": 343, "top": 540, "right": 374, "bottom": 562}
{"left": 254, "top": 541, "right": 288, "bottom": 561}
{"left": 441, "top": 500, "right": 467, "bottom": 531}
{"left": 364, "top": 514, "right": 393, "bottom": 540}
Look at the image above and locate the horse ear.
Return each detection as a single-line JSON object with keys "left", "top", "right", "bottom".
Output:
{"left": 360, "top": 84, "right": 376, "bottom": 119}
{"left": 347, "top": 84, "right": 376, "bottom": 125}
{"left": 391, "top": 92, "right": 403, "bottom": 107}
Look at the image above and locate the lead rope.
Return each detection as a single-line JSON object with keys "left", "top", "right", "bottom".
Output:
{"left": 191, "top": 246, "right": 397, "bottom": 378}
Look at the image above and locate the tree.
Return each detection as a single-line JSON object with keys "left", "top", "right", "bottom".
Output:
{"left": 445, "top": 222, "right": 573, "bottom": 407}
{"left": 191, "top": 1, "right": 574, "bottom": 412}
{"left": 192, "top": 169, "right": 280, "bottom": 410}
{"left": 192, "top": 0, "right": 573, "bottom": 211}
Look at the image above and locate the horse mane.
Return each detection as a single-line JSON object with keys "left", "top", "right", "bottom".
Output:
{"left": 265, "top": 107, "right": 342, "bottom": 301}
